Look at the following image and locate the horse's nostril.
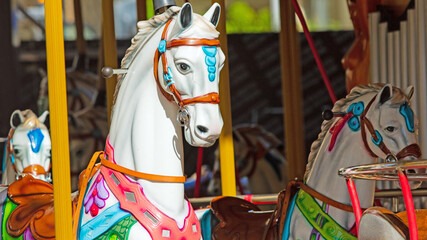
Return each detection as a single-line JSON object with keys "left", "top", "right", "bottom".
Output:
{"left": 197, "top": 125, "right": 209, "bottom": 133}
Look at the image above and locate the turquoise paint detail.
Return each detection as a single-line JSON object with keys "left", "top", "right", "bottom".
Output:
{"left": 347, "top": 116, "right": 360, "bottom": 132}
{"left": 164, "top": 67, "right": 175, "bottom": 87}
{"left": 80, "top": 203, "right": 131, "bottom": 240}
{"left": 205, "top": 56, "right": 216, "bottom": 66}
{"left": 400, "top": 103, "right": 415, "bottom": 133}
{"left": 202, "top": 46, "right": 217, "bottom": 82}
{"left": 372, "top": 130, "right": 383, "bottom": 146}
{"left": 282, "top": 193, "right": 297, "bottom": 240}
{"left": 2, "top": 144, "right": 7, "bottom": 173}
{"left": 27, "top": 128, "right": 44, "bottom": 153}
{"left": 200, "top": 210, "right": 212, "bottom": 240}
{"left": 158, "top": 40, "right": 167, "bottom": 53}
{"left": 352, "top": 102, "right": 364, "bottom": 116}
{"left": 202, "top": 46, "right": 217, "bottom": 56}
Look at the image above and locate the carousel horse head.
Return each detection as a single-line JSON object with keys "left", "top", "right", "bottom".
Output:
{"left": 2, "top": 109, "right": 51, "bottom": 184}
{"left": 110, "top": 2, "right": 225, "bottom": 148}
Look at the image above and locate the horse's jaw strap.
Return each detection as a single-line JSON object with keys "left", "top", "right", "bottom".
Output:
{"left": 100, "top": 154, "right": 186, "bottom": 183}
{"left": 153, "top": 19, "right": 221, "bottom": 108}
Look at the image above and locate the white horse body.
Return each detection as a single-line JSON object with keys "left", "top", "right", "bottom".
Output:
{"left": 78, "top": 4, "right": 224, "bottom": 240}
{"left": 287, "top": 84, "right": 419, "bottom": 239}
{"left": 2, "top": 109, "right": 51, "bottom": 185}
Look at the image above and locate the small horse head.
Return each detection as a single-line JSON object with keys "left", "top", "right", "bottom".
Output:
{"left": 361, "top": 84, "right": 420, "bottom": 162}
{"left": 155, "top": 3, "right": 225, "bottom": 147}
{"left": 4, "top": 110, "right": 51, "bottom": 183}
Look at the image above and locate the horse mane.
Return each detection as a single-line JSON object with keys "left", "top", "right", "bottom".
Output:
{"left": 113, "top": 6, "right": 181, "bottom": 104}
{"left": 303, "top": 84, "right": 408, "bottom": 181}
{"left": 19, "top": 110, "right": 47, "bottom": 130}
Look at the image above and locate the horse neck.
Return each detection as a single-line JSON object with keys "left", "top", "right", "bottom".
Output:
{"left": 305, "top": 126, "right": 376, "bottom": 226}
{"left": 108, "top": 27, "right": 188, "bottom": 221}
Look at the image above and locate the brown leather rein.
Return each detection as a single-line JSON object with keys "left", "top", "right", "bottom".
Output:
{"left": 360, "top": 95, "right": 421, "bottom": 160}
{"left": 153, "top": 19, "right": 221, "bottom": 107}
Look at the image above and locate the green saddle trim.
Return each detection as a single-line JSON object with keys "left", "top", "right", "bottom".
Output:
{"left": 2, "top": 198, "right": 22, "bottom": 240}
{"left": 295, "top": 189, "right": 357, "bottom": 240}
{"left": 96, "top": 215, "right": 137, "bottom": 240}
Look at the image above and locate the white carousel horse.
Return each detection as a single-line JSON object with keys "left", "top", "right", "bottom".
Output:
{"left": 207, "top": 124, "right": 288, "bottom": 196}
{"left": 2, "top": 109, "right": 51, "bottom": 184}
{"left": 75, "top": 3, "right": 224, "bottom": 240}
{"left": 201, "top": 84, "right": 421, "bottom": 240}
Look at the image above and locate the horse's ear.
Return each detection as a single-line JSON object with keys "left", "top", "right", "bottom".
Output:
{"left": 169, "top": 3, "right": 193, "bottom": 38}
{"left": 10, "top": 110, "right": 24, "bottom": 129}
{"left": 377, "top": 84, "right": 393, "bottom": 105}
{"left": 203, "top": 3, "right": 221, "bottom": 28}
{"left": 38, "top": 110, "right": 49, "bottom": 124}
{"left": 405, "top": 86, "right": 414, "bottom": 101}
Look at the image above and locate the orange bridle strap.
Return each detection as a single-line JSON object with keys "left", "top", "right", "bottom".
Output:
{"left": 153, "top": 19, "right": 221, "bottom": 107}
{"left": 100, "top": 156, "right": 186, "bottom": 183}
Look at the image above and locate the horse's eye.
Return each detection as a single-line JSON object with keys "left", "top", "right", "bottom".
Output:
{"left": 385, "top": 126, "right": 395, "bottom": 132}
{"left": 177, "top": 63, "right": 190, "bottom": 73}
{"left": 13, "top": 149, "right": 21, "bottom": 155}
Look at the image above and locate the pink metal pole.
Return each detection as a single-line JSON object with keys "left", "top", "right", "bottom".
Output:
{"left": 346, "top": 178, "right": 362, "bottom": 235}
{"left": 290, "top": 0, "right": 337, "bottom": 103}
{"left": 398, "top": 169, "right": 418, "bottom": 240}
{"left": 194, "top": 147, "right": 204, "bottom": 198}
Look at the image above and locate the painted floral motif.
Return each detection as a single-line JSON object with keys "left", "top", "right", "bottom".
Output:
{"left": 84, "top": 175, "right": 109, "bottom": 217}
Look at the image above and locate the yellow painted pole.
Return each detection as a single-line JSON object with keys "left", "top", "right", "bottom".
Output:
{"left": 102, "top": 0, "right": 118, "bottom": 126}
{"left": 44, "top": 0, "right": 73, "bottom": 238}
{"left": 279, "top": 0, "right": 306, "bottom": 181}
{"left": 211, "top": 0, "right": 236, "bottom": 196}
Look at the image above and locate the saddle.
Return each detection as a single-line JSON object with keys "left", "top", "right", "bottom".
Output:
{"left": 210, "top": 180, "right": 300, "bottom": 240}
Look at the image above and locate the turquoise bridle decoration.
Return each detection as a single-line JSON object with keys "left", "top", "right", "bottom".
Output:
{"left": 202, "top": 46, "right": 217, "bottom": 82}
{"left": 347, "top": 102, "right": 364, "bottom": 132}
{"left": 400, "top": 102, "right": 415, "bottom": 133}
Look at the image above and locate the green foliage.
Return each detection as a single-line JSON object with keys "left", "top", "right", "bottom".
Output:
{"left": 226, "top": 1, "right": 271, "bottom": 33}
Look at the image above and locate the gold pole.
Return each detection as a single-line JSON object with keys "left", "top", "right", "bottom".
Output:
{"left": 102, "top": 0, "right": 118, "bottom": 126}
{"left": 279, "top": 0, "right": 306, "bottom": 181}
{"left": 44, "top": 0, "right": 73, "bottom": 238}
{"left": 211, "top": 0, "right": 236, "bottom": 196}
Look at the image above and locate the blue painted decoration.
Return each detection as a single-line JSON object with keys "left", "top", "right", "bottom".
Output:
{"left": 347, "top": 116, "right": 360, "bottom": 131}
{"left": 371, "top": 130, "right": 383, "bottom": 146}
{"left": 164, "top": 67, "right": 175, "bottom": 87}
{"left": 400, "top": 103, "right": 415, "bottom": 133}
{"left": 352, "top": 102, "right": 364, "bottom": 116}
{"left": 27, "top": 128, "right": 44, "bottom": 153}
{"left": 202, "top": 46, "right": 217, "bottom": 82}
{"left": 158, "top": 40, "right": 167, "bottom": 53}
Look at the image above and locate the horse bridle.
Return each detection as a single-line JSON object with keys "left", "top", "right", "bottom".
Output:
{"left": 153, "top": 19, "right": 221, "bottom": 125}
{"left": 360, "top": 95, "right": 421, "bottom": 161}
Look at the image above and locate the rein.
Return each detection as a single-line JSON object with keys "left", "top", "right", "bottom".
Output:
{"left": 153, "top": 19, "right": 220, "bottom": 108}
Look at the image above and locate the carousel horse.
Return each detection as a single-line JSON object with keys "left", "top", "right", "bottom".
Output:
{"left": 2, "top": 109, "right": 51, "bottom": 184}
{"left": 207, "top": 124, "right": 288, "bottom": 196}
{"left": 200, "top": 84, "right": 421, "bottom": 240}
{"left": 74, "top": 3, "right": 224, "bottom": 239}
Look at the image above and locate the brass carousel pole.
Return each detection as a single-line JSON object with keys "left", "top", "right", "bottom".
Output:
{"left": 44, "top": 0, "right": 73, "bottom": 238}
{"left": 211, "top": 0, "right": 236, "bottom": 196}
{"left": 279, "top": 0, "right": 306, "bottom": 181}
{"left": 102, "top": 0, "right": 118, "bottom": 126}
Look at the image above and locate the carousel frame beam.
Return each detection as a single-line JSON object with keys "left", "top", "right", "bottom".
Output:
{"left": 279, "top": 0, "right": 306, "bottom": 181}
{"left": 211, "top": 0, "right": 237, "bottom": 197}
{"left": 44, "top": 0, "right": 73, "bottom": 238}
